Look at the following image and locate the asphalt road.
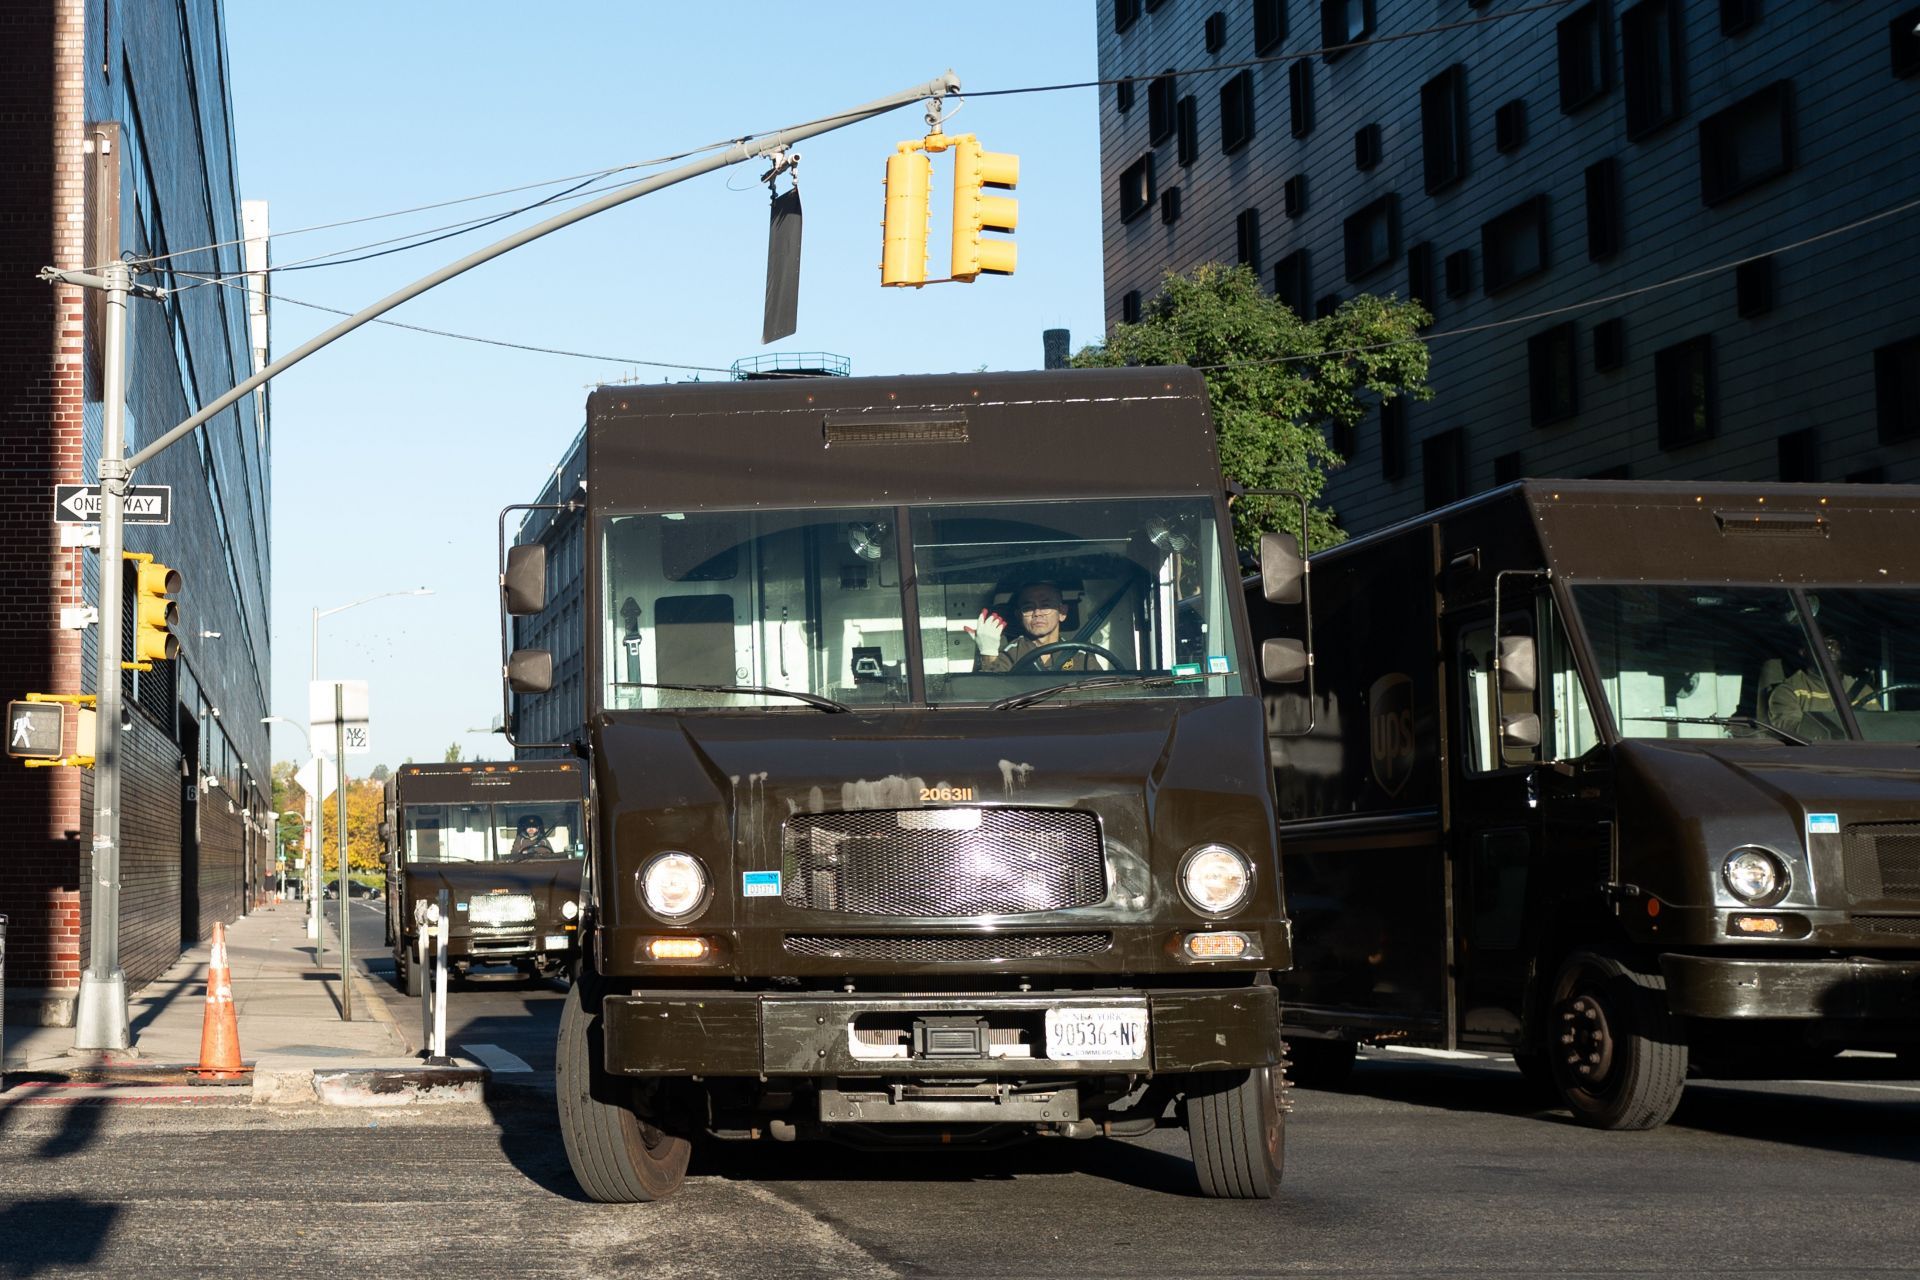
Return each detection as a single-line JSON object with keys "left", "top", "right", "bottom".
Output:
{"left": 3, "top": 1039, "right": 1916, "bottom": 1278}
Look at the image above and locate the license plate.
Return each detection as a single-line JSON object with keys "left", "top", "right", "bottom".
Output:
{"left": 543, "top": 935, "right": 569, "bottom": 951}
{"left": 1044, "top": 1006, "right": 1148, "bottom": 1061}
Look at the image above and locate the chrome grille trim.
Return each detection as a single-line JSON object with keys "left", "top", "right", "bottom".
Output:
{"left": 782, "top": 808, "right": 1105, "bottom": 916}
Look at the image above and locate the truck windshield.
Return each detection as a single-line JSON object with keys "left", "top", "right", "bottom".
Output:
{"left": 601, "top": 498, "right": 1244, "bottom": 710}
{"left": 403, "top": 802, "right": 583, "bottom": 862}
{"left": 1573, "top": 585, "right": 1920, "bottom": 743}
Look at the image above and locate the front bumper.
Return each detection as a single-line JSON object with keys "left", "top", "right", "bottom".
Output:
{"left": 1661, "top": 953, "right": 1920, "bottom": 1020}
{"left": 439, "top": 928, "right": 576, "bottom": 962}
{"left": 601, "top": 985, "right": 1279, "bottom": 1078}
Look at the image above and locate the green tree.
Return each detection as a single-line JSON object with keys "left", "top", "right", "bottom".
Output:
{"left": 443, "top": 741, "right": 463, "bottom": 763}
{"left": 1074, "top": 262, "right": 1431, "bottom": 549}
{"left": 369, "top": 762, "right": 391, "bottom": 783}
{"left": 271, "top": 760, "right": 306, "bottom": 854}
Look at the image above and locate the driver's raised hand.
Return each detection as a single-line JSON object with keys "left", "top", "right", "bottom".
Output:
{"left": 966, "top": 609, "right": 1008, "bottom": 656}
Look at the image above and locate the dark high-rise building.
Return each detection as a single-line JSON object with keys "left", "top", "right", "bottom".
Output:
{"left": 1, "top": 1, "right": 272, "bottom": 1024}
{"left": 1098, "top": 2, "right": 1920, "bottom": 534}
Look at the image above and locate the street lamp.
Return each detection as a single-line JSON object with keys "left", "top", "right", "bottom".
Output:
{"left": 262, "top": 714, "right": 324, "bottom": 942}
{"left": 312, "top": 588, "right": 432, "bottom": 681}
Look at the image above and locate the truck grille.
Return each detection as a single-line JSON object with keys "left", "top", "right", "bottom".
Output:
{"left": 781, "top": 808, "right": 1105, "bottom": 916}
{"left": 1852, "top": 915, "right": 1920, "bottom": 937}
{"left": 783, "top": 932, "right": 1111, "bottom": 963}
{"left": 1841, "top": 823, "right": 1920, "bottom": 901}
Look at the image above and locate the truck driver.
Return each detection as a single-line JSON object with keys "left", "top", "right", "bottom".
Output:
{"left": 969, "top": 580, "right": 1108, "bottom": 674}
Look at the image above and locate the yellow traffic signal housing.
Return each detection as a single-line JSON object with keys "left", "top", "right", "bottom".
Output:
{"left": 951, "top": 135, "right": 1018, "bottom": 281}
{"left": 130, "top": 555, "right": 181, "bottom": 667}
{"left": 881, "top": 145, "right": 932, "bottom": 287}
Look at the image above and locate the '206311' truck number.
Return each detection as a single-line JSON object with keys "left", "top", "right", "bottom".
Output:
{"left": 920, "top": 786, "right": 975, "bottom": 802}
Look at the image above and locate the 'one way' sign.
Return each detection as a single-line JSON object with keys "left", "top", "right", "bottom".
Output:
{"left": 53, "top": 483, "right": 173, "bottom": 525}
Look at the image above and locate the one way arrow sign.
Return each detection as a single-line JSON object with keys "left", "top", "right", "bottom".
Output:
{"left": 53, "top": 484, "right": 172, "bottom": 525}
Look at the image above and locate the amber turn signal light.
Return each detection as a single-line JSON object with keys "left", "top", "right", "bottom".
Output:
{"left": 1182, "top": 931, "right": 1250, "bottom": 960}
{"left": 647, "top": 937, "right": 710, "bottom": 961}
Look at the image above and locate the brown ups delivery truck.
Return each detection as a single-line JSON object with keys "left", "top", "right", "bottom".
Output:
{"left": 1248, "top": 480, "right": 1920, "bottom": 1130}
{"left": 382, "top": 760, "right": 586, "bottom": 994}
{"left": 502, "top": 367, "right": 1305, "bottom": 1200}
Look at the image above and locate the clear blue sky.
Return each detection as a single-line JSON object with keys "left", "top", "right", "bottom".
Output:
{"left": 229, "top": 3, "right": 1107, "bottom": 770}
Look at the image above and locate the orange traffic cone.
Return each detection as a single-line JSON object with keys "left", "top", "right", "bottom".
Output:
{"left": 193, "top": 922, "right": 247, "bottom": 1079}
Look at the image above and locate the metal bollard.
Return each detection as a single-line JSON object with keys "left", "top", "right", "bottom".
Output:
{"left": 430, "top": 889, "right": 450, "bottom": 1065}
{"left": 1, "top": 914, "right": 8, "bottom": 1092}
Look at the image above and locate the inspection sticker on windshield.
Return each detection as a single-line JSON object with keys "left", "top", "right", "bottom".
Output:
{"left": 1806, "top": 813, "right": 1840, "bottom": 837}
{"left": 1207, "top": 654, "right": 1231, "bottom": 674}
{"left": 742, "top": 870, "right": 782, "bottom": 897}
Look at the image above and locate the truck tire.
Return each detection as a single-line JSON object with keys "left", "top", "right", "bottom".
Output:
{"left": 1184, "top": 1066, "right": 1284, "bottom": 1199}
{"left": 1284, "top": 1036, "right": 1356, "bottom": 1090}
{"left": 396, "top": 942, "right": 422, "bottom": 998}
{"left": 556, "top": 976, "right": 692, "bottom": 1202}
{"left": 1545, "top": 949, "right": 1687, "bottom": 1131}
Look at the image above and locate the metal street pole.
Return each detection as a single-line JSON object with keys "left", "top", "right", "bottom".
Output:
{"left": 334, "top": 683, "right": 351, "bottom": 1021}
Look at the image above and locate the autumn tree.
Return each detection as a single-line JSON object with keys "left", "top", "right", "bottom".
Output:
{"left": 317, "top": 778, "right": 386, "bottom": 876}
{"left": 1075, "top": 262, "right": 1431, "bottom": 550}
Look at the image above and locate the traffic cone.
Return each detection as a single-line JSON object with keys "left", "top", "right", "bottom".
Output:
{"left": 193, "top": 922, "right": 247, "bottom": 1079}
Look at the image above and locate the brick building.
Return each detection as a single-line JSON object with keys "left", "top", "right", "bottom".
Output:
{"left": 1, "top": 0, "right": 272, "bottom": 1025}
{"left": 1097, "top": 1, "right": 1920, "bottom": 535}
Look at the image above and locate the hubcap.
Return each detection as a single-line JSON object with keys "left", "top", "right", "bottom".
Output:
{"left": 1557, "top": 991, "right": 1615, "bottom": 1088}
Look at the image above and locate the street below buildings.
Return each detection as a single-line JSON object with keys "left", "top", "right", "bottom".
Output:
{"left": 4, "top": 1007, "right": 1916, "bottom": 1278}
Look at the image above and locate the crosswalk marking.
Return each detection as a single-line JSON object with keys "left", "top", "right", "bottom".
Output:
{"left": 460, "top": 1042, "right": 533, "bottom": 1073}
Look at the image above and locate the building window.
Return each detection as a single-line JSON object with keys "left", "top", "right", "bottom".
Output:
{"left": 1849, "top": 464, "right": 1889, "bottom": 485}
{"left": 1119, "top": 155, "right": 1155, "bottom": 222}
{"left": 1407, "top": 242, "right": 1434, "bottom": 309}
{"left": 1205, "top": 10, "right": 1228, "bottom": 53}
{"left": 1699, "top": 81, "right": 1793, "bottom": 206}
{"left": 1876, "top": 335, "right": 1920, "bottom": 444}
{"left": 1162, "top": 186, "right": 1183, "bottom": 224}
{"left": 1594, "top": 317, "right": 1626, "bottom": 371}
{"left": 1493, "top": 450, "right": 1524, "bottom": 485}
{"left": 1355, "top": 122, "right": 1382, "bottom": 170}
{"left": 1655, "top": 335, "right": 1716, "bottom": 450}
{"left": 1894, "top": 9, "right": 1920, "bottom": 77}
{"left": 1284, "top": 172, "right": 1307, "bottom": 217}
{"left": 1315, "top": 294, "right": 1341, "bottom": 319}
{"left": 1343, "top": 195, "right": 1399, "bottom": 282}
{"left": 1556, "top": 2, "right": 1613, "bottom": 114}
{"left": 1237, "top": 207, "right": 1262, "bottom": 275}
{"left": 1420, "top": 64, "right": 1469, "bottom": 194}
{"left": 1444, "top": 248, "right": 1473, "bottom": 298}
{"left": 1118, "top": 78, "right": 1135, "bottom": 113}
{"left": 1321, "top": 0, "right": 1375, "bottom": 55}
{"left": 1220, "top": 70, "right": 1257, "bottom": 153}
{"left": 1122, "top": 289, "right": 1143, "bottom": 324}
{"left": 1777, "top": 428, "right": 1818, "bottom": 483}
{"left": 1622, "top": 0, "right": 1684, "bottom": 139}
{"left": 1177, "top": 96, "right": 1198, "bottom": 164}
{"left": 1528, "top": 323, "right": 1579, "bottom": 426}
{"left": 1254, "top": 0, "right": 1287, "bottom": 54}
{"left": 1494, "top": 99, "right": 1526, "bottom": 152}
{"left": 1149, "top": 71, "right": 1178, "bottom": 145}
{"left": 1380, "top": 398, "right": 1407, "bottom": 481}
{"left": 1736, "top": 255, "right": 1774, "bottom": 317}
{"left": 1720, "top": 0, "right": 1759, "bottom": 37}
{"left": 1584, "top": 158, "right": 1621, "bottom": 261}
{"left": 1423, "top": 427, "right": 1469, "bottom": 510}
{"left": 1275, "top": 249, "right": 1312, "bottom": 315}
{"left": 1115, "top": 0, "right": 1142, "bottom": 34}
{"left": 1289, "top": 60, "right": 1314, "bottom": 137}
{"left": 1481, "top": 195, "right": 1550, "bottom": 294}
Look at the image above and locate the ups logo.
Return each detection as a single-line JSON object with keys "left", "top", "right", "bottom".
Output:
{"left": 1368, "top": 673, "right": 1415, "bottom": 799}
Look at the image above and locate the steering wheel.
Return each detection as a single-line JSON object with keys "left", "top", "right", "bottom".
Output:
{"left": 1008, "top": 641, "right": 1129, "bottom": 674}
{"left": 1862, "top": 682, "right": 1920, "bottom": 708}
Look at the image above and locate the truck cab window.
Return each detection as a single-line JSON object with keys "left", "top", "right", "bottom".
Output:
{"left": 1543, "top": 601, "right": 1601, "bottom": 760}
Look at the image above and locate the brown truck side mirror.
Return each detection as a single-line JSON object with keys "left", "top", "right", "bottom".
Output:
{"left": 1261, "top": 638, "right": 1309, "bottom": 685}
{"left": 504, "top": 543, "right": 548, "bottom": 616}
{"left": 508, "top": 648, "right": 553, "bottom": 694}
{"left": 1259, "top": 531, "right": 1304, "bottom": 605}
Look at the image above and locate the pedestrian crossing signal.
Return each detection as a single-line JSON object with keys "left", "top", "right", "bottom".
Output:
{"left": 7, "top": 700, "right": 64, "bottom": 759}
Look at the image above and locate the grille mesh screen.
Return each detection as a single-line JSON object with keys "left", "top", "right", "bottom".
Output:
{"left": 782, "top": 808, "right": 1105, "bottom": 916}
{"left": 1842, "top": 823, "right": 1920, "bottom": 901}
{"left": 782, "top": 932, "right": 1111, "bottom": 963}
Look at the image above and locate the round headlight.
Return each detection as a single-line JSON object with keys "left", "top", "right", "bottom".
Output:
{"left": 639, "top": 853, "right": 708, "bottom": 919}
{"left": 560, "top": 899, "right": 579, "bottom": 920}
{"left": 1180, "top": 844, "right": 1253, "bottom": 915}
{"left": 1722, "top": 847, "right": 1788, "bottom": 906}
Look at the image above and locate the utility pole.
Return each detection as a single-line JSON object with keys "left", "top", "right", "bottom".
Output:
{"left": 43, "top": 70, "right": 962, "bottom": 1047}
{"left": 334, "top": 684, "right": 351, "bottom": 1021}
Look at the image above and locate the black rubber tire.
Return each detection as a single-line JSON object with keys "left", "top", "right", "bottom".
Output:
{"left": 1184, "top": 1066, "right": 1285, "bottom": 1199}
{"left": 1545, "top": 949, "right": 1688, "bottom": 1131}
{"left": 556, "top": 975, "right": 693, "bottom": 1202}
{"left": 396, "top": 943, "right": 423, "bottom": 998}
{"left": 1284, "top": 1037, "right": 1357, "bottom": 1090}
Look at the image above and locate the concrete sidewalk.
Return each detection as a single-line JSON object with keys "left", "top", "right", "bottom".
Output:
{"left": 2, "top": 901, "right": 483, "bottom": 1106}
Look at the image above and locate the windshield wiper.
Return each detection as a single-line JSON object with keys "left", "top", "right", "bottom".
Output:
{"left": 612, "top": 681, "right": 852, "bottom": 713}
{"left": 1622, "top": 715, "right": 1809, "bottom": 746}
{"left": 989, "top": 673, "right": 1195, "bottom": 711}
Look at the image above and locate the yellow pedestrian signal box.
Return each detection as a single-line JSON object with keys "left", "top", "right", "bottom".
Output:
{"left": 129, "top": 553, "right": 181, "bottom": 668}
{"left": 880, "top": 133, "right": 1018, "bottom": 287}
{"left": 950, "top": 135, "right": 1018, "bottom": 281}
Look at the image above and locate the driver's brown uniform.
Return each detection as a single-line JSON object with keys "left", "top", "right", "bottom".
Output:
{"left": 1766, "top": 667, "right": 1878, "bottom": 739}
{"left": 976, "top": 637, "right": 1107, "bottom": 673}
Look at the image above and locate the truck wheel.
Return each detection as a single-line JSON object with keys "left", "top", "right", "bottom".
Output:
{"left": 557, "top": 976, "right": 692, "bottom": 1202}
{"left": 1284, "top": 1037, "right": 1356, "bottom": 1090}
{"left": 396, "top": 943, "right": 422, "bottom": 998}
{"left": 1184, "top": 1066, "right": 1284, "bottom": 1199}
{"left": 1545, "top": 949, "right": 1687, "bottom": 1131}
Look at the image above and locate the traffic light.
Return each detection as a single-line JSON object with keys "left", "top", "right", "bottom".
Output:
{"left": 129, "top": 553, "right": 180, "bottom": 668}
{"left": 880, "top": 144, "right": 932, "bottom": 287}
{"left": 950, "top": 134, "right": 1018, "bottom": 281}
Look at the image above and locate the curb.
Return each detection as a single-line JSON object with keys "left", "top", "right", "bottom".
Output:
{"left": 253, "top": 1055, "right": 489, "bottom": 1108}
